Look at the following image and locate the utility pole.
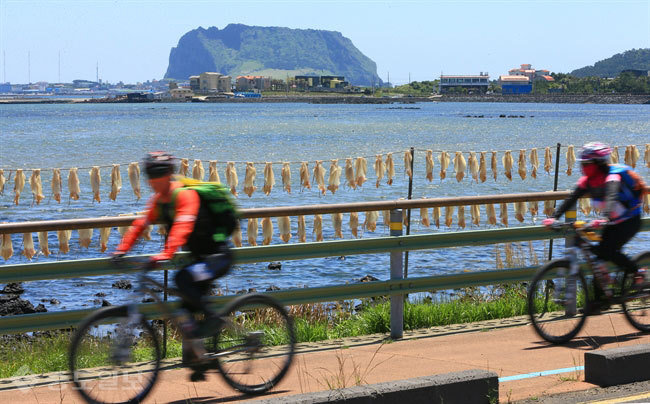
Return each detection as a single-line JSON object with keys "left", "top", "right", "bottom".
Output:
{"left": 28, "top": 51, "right": 31, "bottom": 84}
{"left": 409, "top": 72, "right": 411, "bottom": 84}
{"left": 3, "top": 51, "right": 5, "bottom": 83}
{"left": 96, "top": 61, "right": 99, "bottom": 83}
{"left": 387, "top": 71, "right": 390, "bottom": 89}
{"left": 58, "top": 51, "right": 61, "bottom": 83}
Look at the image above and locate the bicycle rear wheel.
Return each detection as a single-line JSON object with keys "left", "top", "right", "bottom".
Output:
{"left": 69, "top": 306, "right": 161, "bottom": 404}
{"left": 209, "top": 293, "right": 295, "bottom": 395}
{"left": 528, "top": 259, "right": 589, "bottom": 344}
{"left": 622, "top": 252, "right": 650, "bottom": 332}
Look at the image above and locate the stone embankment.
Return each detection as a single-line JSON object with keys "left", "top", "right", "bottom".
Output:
{"left": 437, "top": 94, "right": 650, "bottom": 104}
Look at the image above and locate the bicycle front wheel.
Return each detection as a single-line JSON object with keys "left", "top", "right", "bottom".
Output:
{"left": 69, "top": 306, "right": 161, "bottom": 404}
{"left": 209, "top": 293, "right": 295, "bottom": 395}
{"left": 622, "top": 252, "right": 650, "bottom": 332}
{"left": 528, "top": 259, "right": 589, "bottom": 344}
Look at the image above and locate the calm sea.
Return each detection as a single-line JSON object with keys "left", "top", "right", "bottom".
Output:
{"left": 1, "top": 102, "right": 649, "bottom": 311}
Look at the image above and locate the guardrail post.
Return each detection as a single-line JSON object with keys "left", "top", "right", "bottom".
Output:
{"left": 565, "top": 203, "right": 577, "bottom": 314}
{"left": 390, "top": 209, "right": 404, "bottom": 339}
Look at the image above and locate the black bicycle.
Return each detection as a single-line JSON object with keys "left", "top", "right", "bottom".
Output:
{"left": 528, "top": 221, "right": 650, "bottom": 344}
{"left": 68, "top": 259, "right": 296, "bottom": 404}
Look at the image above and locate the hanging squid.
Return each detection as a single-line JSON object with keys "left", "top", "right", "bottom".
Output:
{"left": 626, "top": 145, "right": 640, "bottom": 168}
{"left": 298, "top": 215, "right": 306, "bottom": 243}
{"left": 13, "top": 169, "right": 26, "bottom": 205}
{"left": 502, "top": 151, "right": 513, "bottom": 181}
{"left": 528, "top": 201, "right": 539, "bottom": 217}
{"left": 457, "top": 206, "right": 466, "bottom": 228}
{"left": 611, "top": 146, "right": 619, "bottom": 164}
{"left": 1, "top": 233, "right": 13, "bottom": 261}
{"left": 644, "top": 193, "right": 650, "bottom": 214}
{"left": 530, "top": 148, "right": 539, "bottom": 179}
{"left": 313, "top": 160, "right": 326, "bottom": 195}
{"left": 404, "top": 150, "right": 413, "bottom": 179}
{"left": 29, "top": 169, "right": 45, "bottom": 205}
{"left": 365, "top": 211, "right": 379, "bottom": 232}
{"left": 22, "top": 233, "right": 36, "bottom": 260}
{"left": 375, "top": 154, "right": 386, "bottom": 187}
{"left": 90, "top": 166, "right": 101, "bottom": 203}
{"left": 453, "top": 152, "right": 466, "bottom": 182}
{"left": 278, "top": 216, "right": 291, "bottom": 242}
{"left": 57, "top": 230, "right": 71, "bottom": 254}
{"left": 544, "top": 198, "right": 556, "bottom": 217}
{"left": 467, "top": 152, "right": 479, "bottom": 183}
{"left": 299, "top": 161, "right": 311, "bottom": 190}
{"left": 344, "top": 158, "right": 356, "bottom": 189}
{"left": 192, "top": 159, "right": 205, "bottom": 181}
{"left": 209, "top": 161, "right": 220, "bottom": 183}
{"left": 433, "top": 207, "right": 441, "bottom": 228}
{"left": 179, "top": 158, "right": 189, "bottom": 177}
{"left": 479, "top": 152, "right": 487, "bottom": 183}
{"left": 500, "top": 203, "right": 509, "bottom": 227}
{"left": 579, "top": 198, "right": 592, "bottom": 216}
{"left": 109, "top": 164, "right": 122, "bottom": 201}
{"left": 471, "top": 205, "right": 480, "bottom": 226}
{"left": 232, "top": 222, "right": 242, "bottom": 247}
{"left": 355, "top": 157, "right": 368, "bottom": 187}
{"left": 486, "top": 204, "right": 497, "bottom": 225}
{"left": 78, "top": 228, "right": 93, "bottom": 248}
{"left": 349, "top": 212, "right": 359, "bottom": 238}
{"left": 383, "top": 210, "right": 391, "bottom": 228}
{"left": 544, "top": 147, "right": 553, "bottom": 174}
{"left": 327, "top": 160, "right": 341, "bottom": 194}
{"left": 566, "top": 145, "right": 576, "bottom": 176}
{"left": 247, "top": 218, "right": 259, "bottom": 246}
{"left": 281, "top": 162, "right": 291, "bottom": 193}
{"left": 491, "top": 151, "right": 498, "bottom": 181}
{"left": 517, "top": 149, "right": 527, "bottom": 180}
{"left": 386, "top": 153, "right": 395, "bottom": 185}
{"left": 645, "top": 144, "right": 650, "bottom": 168}
{"left": 313, "top": 214, "right": 323, "bottom": 242}
{"left": 51, "top": 168, "right": 62, "bottom": 203}
{"left": 38, "top": 231, "right": 50, "bottom": 257}
{"left": 332, "top": 213, "right": 343, "bottom": 238}
{"left": 261, "top": 217, "right": 273, "bottom": 245}
{"left": 243, "top": 162, "right": 257, "bottom": 197}
{"left": 515, "top": 202, "right": 526, "bottom": 223}
{"left": 439, "top": 151, "right": 450, "bottom": 180}
{"left": 0, "top": 169, "right": 5, "bottom": 195}
{"left": 263, "top": 162, "right": 275, "bottom": 195}
{"left": 128, "top": 162, "right": 141, "bottom": 200}
{"left": 226, "top": 162, "right": 238, "bottom": 196}
{"left": 425, "top": 150, "right": 434, "bottom": 182}
{"left": 445, "top": 206, "right": 454, "bottom": 228}
{"left": 99, "top": 227, "right": 111, "bottom": 253}
{"left": 420, "top": 207, "right": 430, "bottom": 227}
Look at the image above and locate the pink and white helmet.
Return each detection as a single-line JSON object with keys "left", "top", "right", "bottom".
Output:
{"left": 578, "top": 142, "right": 611, "bottom": 162}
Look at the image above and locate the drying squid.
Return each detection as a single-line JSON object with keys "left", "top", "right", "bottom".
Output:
{"left": 1, "top": 233, "right": 13, "bottom": 260}
{"left": 179, "top": 158, "right": 189, "bottom": 177}
{"left": 425, "top": 150, "right": 434, "bottom": 182}
{"left": 579, "top": 198, "right": 591, "bottom": 216}
{"left": 281, "top": 162, "right": 291, "bottom": 193}
{"left": 51, "top": 169, "right": 62, "bottom": 203}
{"left": 530, "top": 148, "right": 539, "bottom": 179}
{"left": 517, "top": 149, "right": 527, "bottom": 180}
{"left": 209, "top": 161, "right": 220, "bottom": 183}
{"left": 192, "top": 159, "right": 205, "bottom": 181}
{"left": 349, "top": 212, "right": 359, "bottom": 238}
{"left": 14, "top": 169, "right": 26, "bottom": 205}
{"left": 566, "top": 145, "right": 576, "bottom": 176}
{"left": 298, "top": 215, "right": 306, "bottom": 243}
{"left": 528, "top": 201, "right": 539, "bottom": 217}
{"left": 29, "top": 169, "right": 45, "bottom": 205}
{"left": 445, "top": 206, "right": 454, "bottom": 227}
{"left": 500, "top": 203, "right": 509, "bottom": 227}
{"left": 386, "top": 153, "right": 395, "bottom": 185}
{"left": 232, "top": 222, "right": 242, "bottom": 247}
{"left": 226, "top": 162, "right": 238, "bottom": 196}
{"left": 109, "top": 164, "right": 122, "bottom": 201}
{"left": 544, "top": 198, "right": 555, "bottom": 217}
{"left": 78, "top": 228, "right": 93, "bottom": 248}
{"left": 38, "top": 231, "right": 50, "bottom": 257}
{"left": 57, "top": 230, "right": 71, "bottom": 254}
{"left": 344, "top": 158, "right": 356, "bottom": 189}
{"left": 247, "top": 218, "right": 259, "bottom": 246}
{"left": 404, "top": 150, "right": 413, "bottom": 179}
{"left": 243, "top": 162, "right": 257, "bottom": 197}
{"left": 627, "top": 145, "right": 640, "bottom": 168}
{"left": 332, "top": 213, "right": 343, "bottom": 238}
{"left": 374, "top": 154, "right": 385, "bottom": 187}
{"left": 479, "top": 152, "right": 487, "bottom": 183}
{"left": 98, "top": 227, "right": 111, "bottom": 253}
{"left": 142, "top": 225, "right": 152, "bottom": 241}
{"left": 611, "top": 146, "right": 619, "bottom": 164}
{"left": 491, "top": 151, "right": 498, "bottom": 181}
{"left": 433, "top": 207, "right": 441, "bottom": 228}
{"left": 313, "top": 160, "right": 326, "bottom": 195}
{"left": 0, "top": 169, "right": 5, "bottom": 195}
{"left": 439, "top": 151, "right": 450, "bottom": 180}
{"left": 90, "top": 166, "right": 101, "bottom": 203}
{"left": 355, "top": 157, "right": 368, "bottom": 187}
{"left": 544, "top": 147, "right": 553, "bottom": 174}
{"left": 327, "top": 160, "right": 341, "bottom": 194}
{"left": 278, "top": 216, "right": 291, "bottom": 242}
{"left": 263, "top": 162, "right": 275, "bottom": 195}
{"left": 420, "top": 207, "right": 430, "bottom": 227}
{"left": 453, "top": 152, "right": 466, "bottom": 182}
{"left": 486, "top": 204, "right": 497, "bottom": 225}
{"left": 261, "top": 217, "right": 273, "bottom": 245}
{"left": 456, "top": 206, "right": 466, "bottom": 229}
{"left": 514, "top": 202, "right": 526, "bottom": 223}
{"left": 299, "top": 162, "right": 311, "bottom": 190}
{"left": 22, "top": 233, "right": 36, "bottom": 260}
{"left": 157, "top": 225, "right": 167, "bottom": 236}
{"left": 313, "top": 214, "right": 323, "bottom": 242}
{"left": 128, "top": 162, "right": 141, "bottom": 200}
{"left": 645, "top": 144, "right": 650, "bottom": 168}
{"left": 365, "top": 211, "right": 379, "bottom": 232}
{"left": 468, "top": 152, "right": 479, "bottom": 183}
{"left": 471, "top": 205, "right": 480, "bottom": 226}
{"left": 382, "top": 210, "right": 391, "bottom": 228}
{"left": 502, "top": 151, "right": 513, "bottom": 181}
{"left": 644, "top": 193, "right": 650, "bottom": 214}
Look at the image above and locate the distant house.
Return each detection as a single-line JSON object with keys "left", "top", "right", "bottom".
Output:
{"left": 439, "top": 73, "right": 490, "bottom": 94}
{"left": 189, "top": 72, "right": 232, "bottom": 93}
{"left": 170, "top": 87, "right": 193, "bottom": 100}
{"left": 236, "top": 76, "right": 271, "bottom": 92}
{"left": 499, "top": 64, "right": 554, "bottom": 94}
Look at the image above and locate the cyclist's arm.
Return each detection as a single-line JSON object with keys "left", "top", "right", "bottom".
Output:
{"left": 115, "top": 197, "right": 159, "bottom": 254}
{"left": 602, "top": 174, "right": 622, "bottom": 220}
{"left": 553, "top": 178, "right": 588, "bottom": 219}
{"left": 154, "top": 189, "right": 200, "bottom": 261}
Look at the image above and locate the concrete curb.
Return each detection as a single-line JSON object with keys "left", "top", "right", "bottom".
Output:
{"left": 584, "top": 343, "right": 650, "bottom": 387}
{"left": 249, "top": 369, "right": 499, "bottom": 404}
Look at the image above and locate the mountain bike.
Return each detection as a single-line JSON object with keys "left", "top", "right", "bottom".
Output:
{"left": 527, "top": 221, "right": 650, "bottom": 344}
{"left": 68, "top": 258, "right": 296, "bottom": 404}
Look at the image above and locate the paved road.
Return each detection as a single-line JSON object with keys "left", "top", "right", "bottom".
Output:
{"left": 1, "top": 310, "right": 649, "bottom": 403}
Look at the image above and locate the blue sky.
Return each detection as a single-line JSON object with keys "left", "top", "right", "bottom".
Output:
{"left": 1, "top": 0, "right": 648, "bottom": 85}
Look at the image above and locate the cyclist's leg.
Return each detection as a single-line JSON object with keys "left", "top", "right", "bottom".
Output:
{"left": 593, "top": 216, "right": 641, "bottom": 275}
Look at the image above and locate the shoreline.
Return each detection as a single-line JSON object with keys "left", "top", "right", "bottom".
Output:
{"left": 1, "top": 94, "right": 649, "bottom": 105}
